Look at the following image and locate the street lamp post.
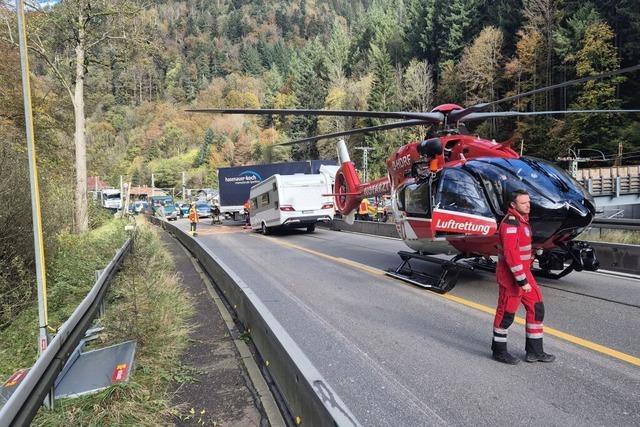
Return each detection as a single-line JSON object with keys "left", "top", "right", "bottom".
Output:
{"left": 17, "top": 0, "right": 50, "bottom": 356}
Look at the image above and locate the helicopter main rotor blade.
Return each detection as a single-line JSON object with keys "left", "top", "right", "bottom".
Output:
{"left": 185, "top": 108, "right": 444, "bottom": 122}
{"left": 449, "top": 64, "right": 640, "bottom": 122}
{"left": 460, "top": 109, "right": 640, "bottom": 122}
{"left": 276, "top": 119, "right": 430, "bottom": 146}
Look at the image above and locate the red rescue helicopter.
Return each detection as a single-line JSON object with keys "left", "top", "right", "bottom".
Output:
{"left": 188, "top": 65, "right": 640, "bottom": 292}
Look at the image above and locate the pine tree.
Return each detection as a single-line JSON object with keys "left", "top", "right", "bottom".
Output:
{"left": 195, "top": 128, "right": 215, "bottom": 167}
{"left": 405, "top": 0, "right": 448, "bottom": 71}
{"left": 443, "top": 0, "right": 477, "bottom": 62}
{"left": 289, "top": 41, "right": 328, "bottom": 160}
{"left": 567, "top": 22, "right": 624, "bottom": 155}
{"left": 366, "top": 43, "right": 401, "bottom": 178}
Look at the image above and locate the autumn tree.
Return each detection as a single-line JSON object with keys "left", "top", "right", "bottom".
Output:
{"left": 458, "top": 27, "right": 504, "bottom": 106}
{"left": 2, "top": 0, "right": 142, "bottom": 232}
{"left": 436, "top": 60, "right": 464, "bottom": 103}
{"left": 402, "top": 59, "right": 435, "bottom": 112}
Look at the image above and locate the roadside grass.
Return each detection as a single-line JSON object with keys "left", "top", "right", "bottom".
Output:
{"left": 29, "top": 220, "right": 193, "bottom": 426}
{"left": 0, "top": 219, "right": 128, "bottom": 380}
{"left": 582, "top": 229, "right": 640, "bottom": 245}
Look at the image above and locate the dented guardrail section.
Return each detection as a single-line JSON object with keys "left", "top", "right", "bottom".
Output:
{"left": 0, "top": 238, "right": 132, "bottom": 427}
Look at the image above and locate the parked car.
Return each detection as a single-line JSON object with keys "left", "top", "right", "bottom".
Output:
{"left": 178, "top": 203, "right": 190, "bottom": 217}
{"left": 133, "top": 201, "right": 149, "bottom": 214}
{"left": 195, "top": 202, "right": 212, "bottom": 218}
{"left": 163, "top": 203, "right": 179, "bottom": 221}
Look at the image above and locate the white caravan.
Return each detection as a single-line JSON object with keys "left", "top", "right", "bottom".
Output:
{"left": 249, "top": 174, "right": 334, "bottom": 234}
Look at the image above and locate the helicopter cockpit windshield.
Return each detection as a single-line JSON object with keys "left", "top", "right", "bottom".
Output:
{"left": 431, "top": 168, "right": 498, "bottom": 237}
{"left": 435, "top": 168, "right": 492, "bottom": 217}
{"left": 460, "top": 157, "right": 596, "bottom": 241}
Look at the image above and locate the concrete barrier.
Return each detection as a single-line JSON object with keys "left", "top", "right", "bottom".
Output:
{"left": 589, "top": 242, "right": 640, "bottom": 275}
{"left": 151, "top": 217, "right": 360, "bottom": 427}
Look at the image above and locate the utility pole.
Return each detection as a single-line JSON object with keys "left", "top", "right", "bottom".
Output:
{"left": 151, "top": 173, "right": 155, "bottom": 197}
{"left": 17, "top": 0, "right": 50, "bottom": 357}
{"left": 355, "top": 147, "right": 374, "bottom": 182}
{"left": 557, "top": 148, "right": 607, "bottom": 178}
{"left": 615, "top": 142, "right": 623, "bottom": 167}
{"left": 182, "top": 171, "right": 186, "bottom": 201}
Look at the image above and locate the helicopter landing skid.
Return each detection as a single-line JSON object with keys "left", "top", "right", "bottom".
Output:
{"left": 467, "top": 255, "right": 577, "bottom": 280}
{"left": 535, "top": 265, "right": 575, "bottom": 280}
{"left": 385, "top": 251, "right": 473, "bottom": 293}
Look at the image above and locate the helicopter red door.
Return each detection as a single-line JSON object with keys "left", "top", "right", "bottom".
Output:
{"left": 431, "top": 168, "right": 497, "bottom": 238}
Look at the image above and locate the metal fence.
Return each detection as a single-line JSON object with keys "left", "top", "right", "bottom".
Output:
{"left": 0, "top": 238, "right": 132, "bottom": 427}
{"left": 581, "top": 175, "right": 640, "bottom": 196}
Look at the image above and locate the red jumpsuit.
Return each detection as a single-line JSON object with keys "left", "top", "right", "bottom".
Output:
{"left": 492, "top": 207, "right": 545, "bottom": 355}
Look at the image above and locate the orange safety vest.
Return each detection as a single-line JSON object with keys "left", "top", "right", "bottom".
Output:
{"left": 358, "top": 199, "right": 370, "bottom": 215}
{"left": 188, "top": 209, "right": 199, "bottom": 222}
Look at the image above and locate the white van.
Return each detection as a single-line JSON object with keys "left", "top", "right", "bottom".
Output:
{"left": 249, "top": 174, "right": 334, "bottom": 234}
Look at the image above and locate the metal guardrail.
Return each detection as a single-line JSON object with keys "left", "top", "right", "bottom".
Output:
{"left": 326, "top": 219, "right": 640, "bottom": 275}
{"left": 150, "top": 217, "right": 359, "bottom": 427}
{"left": 0, "top": 238, "right": 132, "bottom": 427}
{"left": 591, "top": 218, "right": 640, "bottom": 231}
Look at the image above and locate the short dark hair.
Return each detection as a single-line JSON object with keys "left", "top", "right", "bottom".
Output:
{"left": 506, "top": 189, "right": 529, "bottom": 205}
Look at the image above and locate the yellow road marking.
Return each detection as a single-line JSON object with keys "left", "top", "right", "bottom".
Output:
{"left": 254, "top": 234, "right": 640, "bottom": 368}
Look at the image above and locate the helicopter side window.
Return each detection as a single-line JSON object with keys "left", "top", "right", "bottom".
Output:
{"left": 436, "top": 168, "right": 492, "bottom": 217}
{"left": 405, "top": 182, "right": 431, "bottom": 218}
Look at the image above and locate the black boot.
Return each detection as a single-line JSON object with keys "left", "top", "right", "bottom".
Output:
{"left": 525, "top": 352, "right": 555, "bottom": 363}
{"left": 525, "top": 337, "right": 555, "bottom": 363}
{"left": 492, "top": 339, "right": 519, "bottom": 365}
{"left": 493, "top": 351, "right": 520, "bottom": 365}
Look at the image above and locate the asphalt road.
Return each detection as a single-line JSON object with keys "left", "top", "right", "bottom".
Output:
{"left": 176, "top": 219, "right": 640, "bottom": 426}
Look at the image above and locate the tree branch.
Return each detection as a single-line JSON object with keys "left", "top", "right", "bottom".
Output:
{"left": 87, "top": 31, "right": 126, "bottom": 49}
{"left": 29, "top": 35, "right": 74, "bottom": 101}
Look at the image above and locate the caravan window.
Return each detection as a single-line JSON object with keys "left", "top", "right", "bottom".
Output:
{"left": 250, "top": 198, "right": 258, "bottom": 210}
{"left": 260, "top": 193, "right": 270, "bottom": 207}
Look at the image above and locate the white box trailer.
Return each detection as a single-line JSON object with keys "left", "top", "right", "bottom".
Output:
{"left": 249, "top": 174, "right": 334, "bottom": 234}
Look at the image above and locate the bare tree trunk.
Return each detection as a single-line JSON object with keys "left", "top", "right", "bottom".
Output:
{"left": 73, "top": 23, "right": 88, "bottom": 232}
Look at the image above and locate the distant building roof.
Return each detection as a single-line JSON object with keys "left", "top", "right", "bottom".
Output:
{"left": 128, "top": 186, "right": 167, "bottom": 196}
{"left": 87, "top": 176, "right": 109, "bottom": 190}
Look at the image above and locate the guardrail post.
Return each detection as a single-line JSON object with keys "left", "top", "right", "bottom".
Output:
{"left": 96, "top": 269, "right": 106, "bottom": 317}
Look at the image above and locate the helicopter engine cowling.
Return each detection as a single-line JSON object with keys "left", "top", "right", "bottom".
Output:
{"left": 334, "top": 161, "right": 362, "bottom": 217}
{"left": 417, "top": 138, "right": 443, "bottom": 157}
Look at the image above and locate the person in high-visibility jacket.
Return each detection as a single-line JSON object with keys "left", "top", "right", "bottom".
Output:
{"left": 188, "top": 203, "right": 199, "bottom": 236}
{"left": 243, "top": 199, "right": 250, "bottom": 227}
{"left": 492, "top": 189, "right": 555, "bottom": 364}
{"left": 358, "top": 198, "right": 370, "bottom": 220}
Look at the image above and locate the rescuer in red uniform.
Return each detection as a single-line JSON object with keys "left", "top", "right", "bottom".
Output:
{"left": 492, "top": 189, "right": 556, "bottom": 364}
